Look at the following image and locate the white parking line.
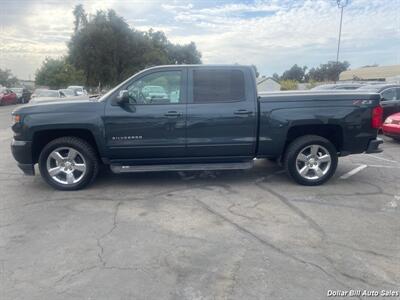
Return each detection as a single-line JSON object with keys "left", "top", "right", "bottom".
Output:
{"left": 367, "top": 164, "right": 400, "bottom": 169}
{"left": 369, "top": 154, "right": 399, "bottom": 164}
{"left": 340, "top": 164, "right": 368, "bottom": 179}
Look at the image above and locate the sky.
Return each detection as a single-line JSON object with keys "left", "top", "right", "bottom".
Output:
{"left": 0, "top": 0, "right": 399, "bottom": 80}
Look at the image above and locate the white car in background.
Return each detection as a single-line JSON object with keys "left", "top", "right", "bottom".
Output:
{"left": 30, "top": 89, "right": 65, "bottom": 103}
{"left": 67, "top": 85, "right": 88, "bottom": 96}
{"left": 59, "top": 88, "right": 77, "bottom": 97}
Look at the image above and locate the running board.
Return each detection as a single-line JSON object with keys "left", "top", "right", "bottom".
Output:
{"left": 110, "top": 161, "right": 254, "bottom": 173}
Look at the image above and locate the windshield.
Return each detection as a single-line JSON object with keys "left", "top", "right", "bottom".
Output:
{"left": 37, "top": 90, "right": 59, "bottom": 97}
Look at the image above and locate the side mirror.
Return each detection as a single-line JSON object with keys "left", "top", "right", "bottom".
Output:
{"left": 113, "top": 90, "right": 130, "bottom": 105}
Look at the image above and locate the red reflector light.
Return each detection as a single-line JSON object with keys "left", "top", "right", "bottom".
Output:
{"left": 371, "top": 105, "right": 383, "bottom": 129}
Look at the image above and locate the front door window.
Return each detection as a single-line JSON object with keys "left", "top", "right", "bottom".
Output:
{"left": 126, "top": 71, "right": 182, "bottom": 105}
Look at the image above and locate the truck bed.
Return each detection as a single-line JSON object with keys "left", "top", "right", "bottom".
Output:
{"left": 256, "top": 91, "right": 381, "bottom": 158}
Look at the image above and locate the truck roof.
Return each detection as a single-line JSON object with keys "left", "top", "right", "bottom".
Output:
{"left": 144, "top": 64, "right": 253, "bottom": 70}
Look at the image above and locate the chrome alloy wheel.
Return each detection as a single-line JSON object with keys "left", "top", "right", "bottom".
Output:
{"left": 295, "top": 144, "right": 331, "bottom": 180}
{"left": 46, "top": 147, "right": 87, "bottom": 185}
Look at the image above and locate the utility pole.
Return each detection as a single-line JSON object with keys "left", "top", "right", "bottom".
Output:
{"left": 336, "top": 0, "right": 349, "bottom": 63}
{"left": 335, "top": 0, "right": 349, "bottom": 82}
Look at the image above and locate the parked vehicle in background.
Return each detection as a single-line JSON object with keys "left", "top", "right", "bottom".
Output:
{"left": 30, "top": 89, "right": 65, "bottom": 103}
{"left": 382, "top": 113, "right": 400, "bottom": 141}
{"left": 11, "top": 88, "right": 32, "bottom": 103}
{"left": 357, "top": 84, "right": 400, "bottom": 120}
{"left": 59, "top": 89, "right": 77, "bottom": 97}
{"left": 311, "top": 83, "right": 365, "bottom": 90}
{"left": 67, "top": 86, "right": 87, "bottom": 96}
{"left": 10, "top": 88, "right": 23, "bottom": 103}
{"left": 0, "top": 88, "right": 17, "bottom": 105}
{"left": 141, "top": 85, "right": 169, "bottom": 102}
{"left": 11, "top": 65, "right": 384, "bottom": 190}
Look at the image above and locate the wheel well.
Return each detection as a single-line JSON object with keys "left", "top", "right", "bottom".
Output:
{"left": 285, "top": 125, "right": 343, "bottom": 152}
{"left": 32, "top": 129, "right": 99, "bottom": 163}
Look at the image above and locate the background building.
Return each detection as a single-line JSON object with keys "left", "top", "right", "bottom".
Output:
{"left": 339, "top": 65, "right": 400, "bottom": 82}
{"left": 257, "top": 77, "right": 281, "bottom": 92}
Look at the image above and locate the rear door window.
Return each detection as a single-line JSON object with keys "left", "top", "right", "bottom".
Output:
{"left": 193, "top": 69, "right": 245, "bottom": 103}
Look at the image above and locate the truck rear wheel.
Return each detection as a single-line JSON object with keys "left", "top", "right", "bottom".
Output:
{"left": 38, "top": 137, "right": 99, "bottom": 190}
{"left": 284, "top": 135, "right": 338, "bottom": 186}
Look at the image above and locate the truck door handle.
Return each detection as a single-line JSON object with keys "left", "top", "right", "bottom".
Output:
{"left": 234, "top": 110, "right": 252, "bottom": 115}
{"left": 164, "top": 111, "right": 182, "bottom": 117}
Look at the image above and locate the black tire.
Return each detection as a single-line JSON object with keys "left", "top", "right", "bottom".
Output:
{"left": 284, "top": 135, "right": 338, "bottom": 186}
{"left": 38, "top": 137, "right": 99, "bottom": 190}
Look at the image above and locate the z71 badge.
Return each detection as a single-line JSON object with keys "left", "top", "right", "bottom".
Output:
{"left": 112, "top": 136, "right": 142, "bottom": 140}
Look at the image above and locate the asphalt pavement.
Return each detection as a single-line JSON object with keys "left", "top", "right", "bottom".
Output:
{"left": 1, "top": 104, "right": 399, "bottom": 300}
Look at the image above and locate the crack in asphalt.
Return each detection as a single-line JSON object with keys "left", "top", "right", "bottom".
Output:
{"left": 96, "top": 201, "right": 122, "bottom": 267}
{"left": 190, "top": 193, "right": 361, "bottom": 298}
{"left": 0, "top": 186, "right": 194, "bottom": 211}
{"left": 54, "top": 265, "right": 98, "bottom": 285}
{"left": 253, "top": 174, "right": 397, "bottom": 290}
{"left": 53, "top": 201, "right": 142, "bottom": 288}
{"left": 329, "top": 241, "right": 399, "bottom": 260}
{"left": 286, "top": 177, "right": 397, "bottom": 213}
{"left": 256, "top": 181, "right": 326, "bottom": 238}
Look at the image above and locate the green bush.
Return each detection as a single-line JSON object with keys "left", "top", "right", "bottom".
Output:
{"left": 280, "top": 80, "right": 298, "bottom": 91}
{"left": 306, "top": 80, "right": 318, "bottom": 89}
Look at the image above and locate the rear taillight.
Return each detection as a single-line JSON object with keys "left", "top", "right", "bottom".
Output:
{"left": 371, "top": 105, "right": 383, "bottom": 129}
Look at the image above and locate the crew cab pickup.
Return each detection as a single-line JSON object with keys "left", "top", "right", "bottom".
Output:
{"left": 11, "top": 65, "right": 383, "bottom": 190}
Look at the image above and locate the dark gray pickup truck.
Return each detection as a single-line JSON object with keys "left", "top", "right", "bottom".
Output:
{"left": 11, "top": 65, "right": 383, "bottom": 190}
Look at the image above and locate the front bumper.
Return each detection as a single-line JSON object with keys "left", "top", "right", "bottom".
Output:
{"left": 365, "top": 138, "right": 383, "bottom": 154}
{"left": 11, "top": 139, "right": 35, "bottom": 175}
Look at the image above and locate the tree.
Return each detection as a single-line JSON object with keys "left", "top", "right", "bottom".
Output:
{"left": 272, "top": 60, "right": 351, "bottom": 83}
{"left": 272, "top": 73, "right": 280, "bottom": 81}
{"left": 73, "top": 4, "right": 88, "bottom": 32}
{"left": 308, "top": 61, "right": 350, "bottom": 82}
{"left": 167, "top": 42, "right": 202, "bottom": 65}
{"left": 35, "top": 58, "right": 85, "bottom": 89}
{"left": 0, "top": 68, "right": 18, "bottom": 87}
{"left": 281, "top": 64, "right": 307, "bottom": 82}
{"left": 68, "top": 6, "right": 202, "bottom": 87}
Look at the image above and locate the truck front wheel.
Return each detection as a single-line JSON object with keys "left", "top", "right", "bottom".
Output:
{"left": 38, "top": 137, "right": 99, "bottom": 190}
{"left": 284, "top": 135, "right": 338, "bottom": 186}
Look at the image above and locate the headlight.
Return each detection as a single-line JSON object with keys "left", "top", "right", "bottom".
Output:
{"left": 12, "top": 114, "right": 21, "bottom": 124}
{"left": 384, "top": 117, "right": 393, "bottom": 124}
